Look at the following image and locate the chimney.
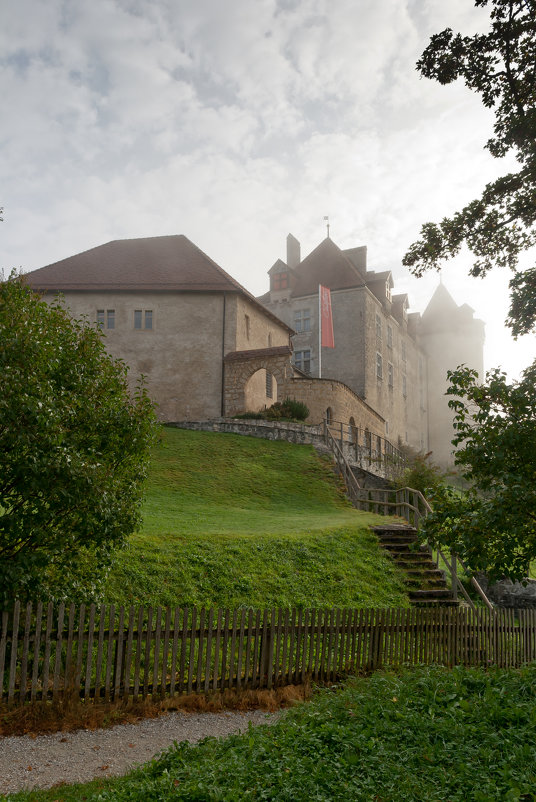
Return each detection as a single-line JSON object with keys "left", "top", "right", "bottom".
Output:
{"left": 286, "top": 233, "right": 301, "bottom": 269}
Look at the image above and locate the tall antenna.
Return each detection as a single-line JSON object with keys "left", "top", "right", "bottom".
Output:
{"left": 323, "top": 215, "right": 330, "bottom": 238}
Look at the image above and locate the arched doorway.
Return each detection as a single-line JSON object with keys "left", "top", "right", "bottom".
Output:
{"left": 244, "top": 368, "right": 278, "bottom": 412}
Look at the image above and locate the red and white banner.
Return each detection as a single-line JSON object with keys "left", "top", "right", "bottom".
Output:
{"left": 319, "top": 285, "right": 335, "bottom": 348}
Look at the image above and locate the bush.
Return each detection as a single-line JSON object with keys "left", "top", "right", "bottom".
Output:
{"left": 394, "top": 448, "right": 448, "bottom": 496}
{"left": 233, "top": 398, "right": 309, "bottom": 423}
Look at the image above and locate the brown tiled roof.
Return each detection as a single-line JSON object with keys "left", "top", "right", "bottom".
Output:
{"left": 24, "top": 235, "right": 294, "bottom": 333}
{"left": 224, "top": 345, "right": 292, "bottom": 362}
{"left": 291, "top": 238, "right": 365, "bottom": 297}
{"left": 25, "top": 235, "right": 249, "bottom": 293}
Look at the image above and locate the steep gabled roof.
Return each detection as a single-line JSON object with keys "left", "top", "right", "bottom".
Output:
{"left": 291, "top": 237, "right": 366, "bottom": 297}
{"left": 24, "top": 234, "right": 294, "bottom": 333}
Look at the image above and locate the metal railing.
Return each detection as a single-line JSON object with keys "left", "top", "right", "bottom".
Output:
{"left": 325, "top": 419, "right": 406, "bottom": 480}
{"left": 323, "top": 424, "right": 493, "bottom": 612}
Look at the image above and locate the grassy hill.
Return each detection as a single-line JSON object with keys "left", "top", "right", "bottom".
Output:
{"left": 103, "top": 427, "right": 410, "bottom": 609}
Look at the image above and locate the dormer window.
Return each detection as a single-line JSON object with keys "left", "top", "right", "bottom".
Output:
{"left": 386, "top": 282, "right": 392, "bottom": 302}
{"left": 272, "top": 272, "right": 289, "bottom": 291}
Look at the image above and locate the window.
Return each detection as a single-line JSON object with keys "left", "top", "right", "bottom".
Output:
{"left": 401, "top": 340, "right": 407, "bottom": 363}
{"left": 294, "top": 308, "right": 311, "bottom": 332}
{"left": 376, "top": 353, "right": 383, "bottom": 380}
{"left": 386, "top": 282, "right": 392, "bottom": 302}
{"left": 375, "top": 314, "right": 382, "bottom": 340}
{"left": 388, "top": 362, "right": 394, "bottom": 388}
{"left": 294, "top": 349, "right": 311, "bottom": 374}
{"left": 245, "top": 314, "right": 250, "bottom": 340}
{"left": 134, "top": 309, "right": 153, "bottom": 330}
{"left": 402, "top": 374, "right": 407, "bottom": 398}
{"left": 266, "top": 371, "right": 273, "bottom": 399}
{"left": 326, "top": 407, "right": 333, "bottom": 425}
{"left": 97, "top": 309, "right": 115, "bottom": 329}
{"left": 387, "top": 325, "right": 393, "bottom": 349}
{"left": 272, "top": 272, "right": 288, "bottom": 290}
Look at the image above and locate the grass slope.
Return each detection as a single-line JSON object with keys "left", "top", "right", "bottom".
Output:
{"left": 103, "top": 427, "right": 409, "bottom": 609}
{"left": 9, "top": 665, "right": 536, "bottom": 801}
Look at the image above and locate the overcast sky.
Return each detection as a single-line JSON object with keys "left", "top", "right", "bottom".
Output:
{"left": 1, "top": 0, "right": 534, "bottom": 379}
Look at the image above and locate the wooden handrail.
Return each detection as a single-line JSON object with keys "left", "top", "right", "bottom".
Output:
{"left": 323, "top": 423, "right": 493, "bottom": 612}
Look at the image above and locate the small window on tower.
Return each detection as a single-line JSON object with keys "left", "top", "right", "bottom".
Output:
{"left": 294, "top": 350, "right": 311, "bottom": 374}
{"left": 272, "top": 272, "right": 289, "bottom": 291}
{"left": 376, "top": 314, "right": 382, "bottom": 340}
{"left": 294, "top": 308, "right": 311, "bottom": 332}
{"left": 376, "top": 353, "right": 383, "bottom": 380}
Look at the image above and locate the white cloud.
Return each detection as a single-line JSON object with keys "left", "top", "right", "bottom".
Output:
{"left": 1, "top": 0, "right": 533, "bottom": 379}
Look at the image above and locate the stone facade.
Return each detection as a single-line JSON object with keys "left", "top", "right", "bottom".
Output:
{"left": 223, "top": 346, "right": 293, "bottom": 417}
{"left": 279, "top": 376, "right": 384, "bottom": 433}
{"left": 24, "top": 235, "right": 293, "bottom": 423}
{"left": 258, "top": 234, "right": 484, "bottom": 466}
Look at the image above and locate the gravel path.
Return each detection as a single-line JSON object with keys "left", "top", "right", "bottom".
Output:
{"left": 0, "top": 709, "right": 280, "bottom": 796}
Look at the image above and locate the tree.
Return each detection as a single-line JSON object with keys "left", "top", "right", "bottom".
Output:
{"left": 403, "top": 0, "right": 536, "bottom": 337}
{"left": 421, "top": 363, "right": 536, "bottom": 580}
{"left": 0, "top": 278, "right": 158, "bottom": 606}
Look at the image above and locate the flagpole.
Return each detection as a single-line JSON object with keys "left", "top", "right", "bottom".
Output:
{"left": 318, "top": 284, "right": 322, "bottom": 379}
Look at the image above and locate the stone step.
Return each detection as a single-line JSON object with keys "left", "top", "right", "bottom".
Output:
{"left": 411, "top": 599, "right": 459, "bottom": 607}
{"left": 380, "top": 542, "right": 428, "bottom": 553}
{"left": 372, "top": 524, "right": 459, "bottom": 608}
{"left": 404, "top": 568, "right": 445, "bottom": 579}
{"left": 404, "top": 577, "right": 447, "bottom": 589}
{"left": 410, "top": 588, "right": 455, "bottom": 600}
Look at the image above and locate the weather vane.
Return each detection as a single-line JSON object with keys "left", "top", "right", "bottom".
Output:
{"left": 323, "top": 216, "right": 330, "bottom": 238}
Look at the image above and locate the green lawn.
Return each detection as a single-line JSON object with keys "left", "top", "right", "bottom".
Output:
{"left": 102, "top": 427, "right": 410, "bottom": 609}
{"left": 8, "top": 664, "right": 536, "bottom": 802}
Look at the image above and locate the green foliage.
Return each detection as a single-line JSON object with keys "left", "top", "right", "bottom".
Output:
{"left": 11, "top": 665, "right": 536, "bottom": 801}
{"left": 265, "top": 398, "right": 309, "bottom": 421}
{"left": 394, "top": 447, "right": 448, "bottom": 496}
{"left": 421, "top": 363, "right": 536, "bottom": 581}
{"left": 234, "top": 397, "right": 310, "bottom": 422}
{"left": 403, "top": 0, "right": 536, "bottom": 337}
{"left": 0, "top": 278, "right": 158, "bottom": 606}
{"left": 104, "top": 428, "right": 409, "bottom": 609}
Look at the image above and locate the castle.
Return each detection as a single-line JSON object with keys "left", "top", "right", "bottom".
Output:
{"left": 24, "top": 232, "right": 484, "bottom": 466}
{"left": 258, "top": 234, "right": 485, "bottom": 466}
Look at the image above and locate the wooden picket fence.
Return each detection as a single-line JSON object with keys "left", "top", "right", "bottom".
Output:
{"left": 1, "top": 602, "right": 536, "bottom": 707}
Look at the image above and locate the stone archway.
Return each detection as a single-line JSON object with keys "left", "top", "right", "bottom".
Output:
{"left": 223, "top": 346, "right": 293, "bottom": 417}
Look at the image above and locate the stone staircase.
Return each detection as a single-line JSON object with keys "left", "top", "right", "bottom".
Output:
{"left": 373, "top": 524, "right": 459, "bottom": 607}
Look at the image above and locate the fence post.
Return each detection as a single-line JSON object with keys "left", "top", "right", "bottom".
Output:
{"left": 451, "top": 553, "right": 458, "bottom": 601}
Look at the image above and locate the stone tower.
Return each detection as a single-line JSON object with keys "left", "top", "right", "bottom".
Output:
{"left": 420, "top": 283, "right": 485, "bottom": 467}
